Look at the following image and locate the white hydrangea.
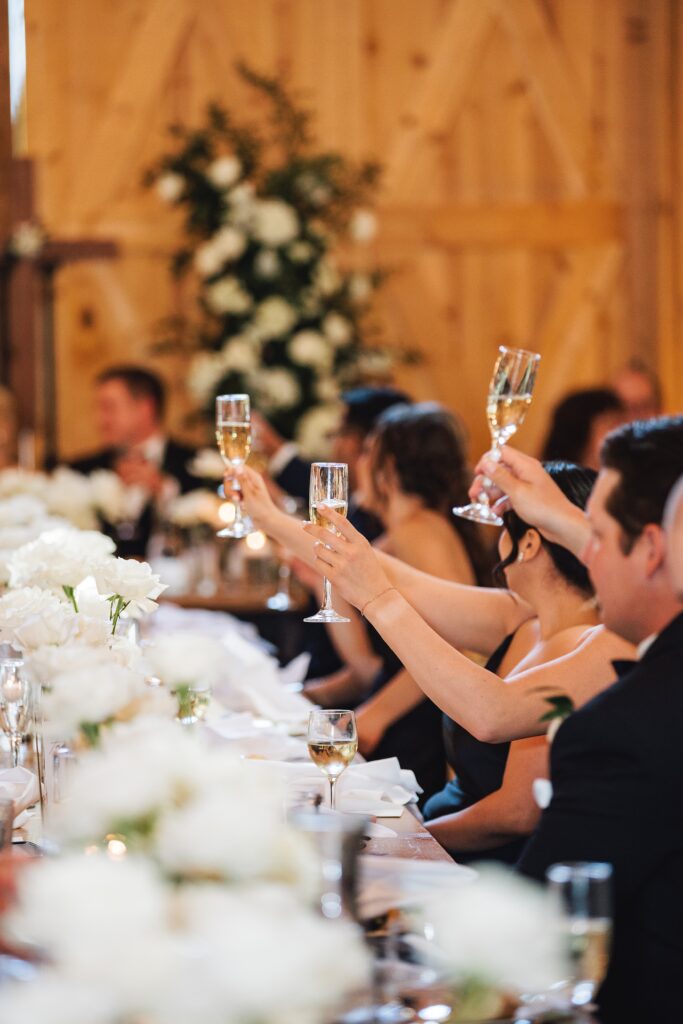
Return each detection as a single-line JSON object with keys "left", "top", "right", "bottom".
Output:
{"left": 195, "top": 227, "right": 247, "bottom": 277}
{"left": 322, "top": 311, "right": 353, "bottom": 346}
{"left": 251, "top": 199, "right": 299, "bottom": 247}
{"left": 252, "top": 296, "right": 297, "bottom": 340}
{"left": 156, "top": 172, "right": 184, "bottom": 203}
{"left": 288, "top": 330, "right": 333, "bottom": 370}
{"left": 205, "top": 277, "right": 253, "bottom": 315}
{"left": 252, "top": 368, "right": 301, "bottom": 412}
{"left": 288, "top": 240, "right": 315, "bottom": 263}
{"left": 295, "top": 403, "right": 343, "bottom": 458}
{"left": 222, "top": 336, "right": 259, "bottom": 373}
{"left": 188, "top": 352, "right": 227, "bottom": 404}
{"left": 312, "top": 258, "right": 341, "bottom": 297}
{"left": 314, "top": 376, "right": 340, "bottom": 403}
{"left": 194, "top": 242, "right": 225, "bottom": 278}
{"left": 349, "top": 208, "right": 378, "bottom": 242}
{"left": 207, "top": 155, "right": 242, "bottom": 189}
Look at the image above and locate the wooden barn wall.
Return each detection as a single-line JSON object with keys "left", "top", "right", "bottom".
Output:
{"left": 22, "top": 0, "right": 683, "bottom": 460}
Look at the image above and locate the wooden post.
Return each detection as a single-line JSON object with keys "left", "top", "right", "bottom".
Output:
{"left": 0, "top": 3, "right": 11, "bottom": 238}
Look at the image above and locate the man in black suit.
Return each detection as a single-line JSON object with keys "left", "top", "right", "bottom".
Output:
{"left": 481, "top": 416, "right": 683, "bottom": 1024}
{"left": 72, "top": 366, "right": 199, "bottom": 557}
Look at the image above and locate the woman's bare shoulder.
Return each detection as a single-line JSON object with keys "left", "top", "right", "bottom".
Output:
{"left": 388, "top": 512, "right": 474, "bottom": 581}
{"left": 573, "top": 623, "right": 636, "bottom": 660}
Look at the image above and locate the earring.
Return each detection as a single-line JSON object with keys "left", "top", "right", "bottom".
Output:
{"left": 517, "top": 552, "right": 524, "bottom": 563}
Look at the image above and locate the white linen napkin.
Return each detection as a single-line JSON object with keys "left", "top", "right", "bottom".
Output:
{"left": 358, "top": 855, "right": 477, "bottom": 919}
{"left": 0, "top": 767, "right": 40, "bottom": 825}
{"left": 204, "top": 712, "right": 308, "bottom": 761}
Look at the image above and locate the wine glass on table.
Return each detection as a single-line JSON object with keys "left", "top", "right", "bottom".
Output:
{"left": 307, "top": 709, "right": 358, "bottom": 810}
{"left": 0, "top": 658, "right": 30, "bottom": 767}
{"left": 216, "top": 394, "right": 253, "bottom": 539}
{"left": 453, "top": 345, "right": 541, "bottom": 526}
{"left": 304, "top": 462, "right": 350, "bottom": 624}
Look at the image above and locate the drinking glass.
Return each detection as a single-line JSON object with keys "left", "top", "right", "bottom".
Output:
{"left": 0, "top": 658, "right": 30, "bottom": 767}
{"left": 546, "top": 861, "right": 612, "bottom": 1008}
{"left": 453, "top": 345, "right": 541, "bottom": 526}
{"left": 304, "top": 462, "right": 350, "bottom": 624}
{"left": 307, "top": 709, "right": 357, "bottom": 810}
{"left": 215, "top": 393, "right": 253, "bottom": 539}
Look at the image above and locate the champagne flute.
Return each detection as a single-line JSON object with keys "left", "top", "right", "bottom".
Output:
{"left": 215, "top": 394, "right": 254, "bottom": 539}
{"left": 547, "top": 861, "right": 612, "bottom": 1009}
{"left": 304, "top": 462, "right": 350, "bottom": 624}
{"left": 0, "top": 658, "right": 30, "bottom": 767}
{"left": 307, "top": 709, "right": 358, "bottom": 810}
{"left": 453, "top": 345, "right": 541, "bottom": 526}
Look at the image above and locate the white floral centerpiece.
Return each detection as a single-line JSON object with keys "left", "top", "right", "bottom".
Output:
{"left": 147, "top": 63, "right": 398, "bottom": 456}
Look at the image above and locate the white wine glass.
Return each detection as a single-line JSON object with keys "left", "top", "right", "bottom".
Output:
{"left": 0, "top": 658, "right": 31, "bottom": 767}
{"left": 304, "top": 462, "right": 350, "bottom": 624}
{"left": 215, "top": 394, "right": 254, "bottom": 539}
{"left": 453, "top": 345, "right": 541, "bottom": 526}
{"left": 307, "top": 709, "right": 358, "bottom": 810}
{"left": 547, "top": 861, "right": 612, "bottom": 1009}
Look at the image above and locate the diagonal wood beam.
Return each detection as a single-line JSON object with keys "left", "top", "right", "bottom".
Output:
{"left": 491, "top": 0, "right": 592, "bottom": 197}
{"left": 65, "top": 0, "right": 195, "bottom": 226}
{"left": 382, "top": 0, "right": 494, "bottom": 200}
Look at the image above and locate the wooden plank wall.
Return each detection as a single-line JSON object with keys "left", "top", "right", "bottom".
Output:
{"left": 22, "top": 0, "right": 683, "bottom": 460}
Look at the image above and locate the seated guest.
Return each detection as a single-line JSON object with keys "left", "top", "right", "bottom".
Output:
{"left": 423, "top": 463, "right": 598, "bottom": 864}
{"left": 540, "top": 388, "right": 625, "bottom": 470}
{"left": 254, "top": 386, "right": 410, "bottom": 543}
{"left": 470, "top": 418, "right": 683, "bottom": 1024}
{"left": 305, "top": 403, "right": 489, "bottom": 801}
{"left": 72, "top": 366, "right": 199, "bottom": 557}
{"left": 612, "top": 358, "right": 662, "bottom": 421}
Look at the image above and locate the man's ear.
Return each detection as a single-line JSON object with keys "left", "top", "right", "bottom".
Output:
{"left": 640, "top": 523, "right": 667, "bottom": 579}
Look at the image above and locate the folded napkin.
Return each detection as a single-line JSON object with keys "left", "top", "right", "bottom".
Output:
{"left": 204, "top": 712, "right": 308, "bottom": 762}
{"left": 0, "top": 767, "right": 40, "bottom": 826}
{"left": 358, "top": 855, "right": 477, "bottom": 919}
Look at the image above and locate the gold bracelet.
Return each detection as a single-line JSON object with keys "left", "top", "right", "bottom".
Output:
{"left": 360, "top": 586, "right": 396, "bottom": 617}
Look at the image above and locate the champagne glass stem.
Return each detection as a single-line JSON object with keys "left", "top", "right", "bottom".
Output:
{"left": 477, "top": 441, "right": 502, "bottom": 506}
{"left": 10, "top": 733, "right": 20, "bottom": 768}
{"left": 321, "top": 575, "right": 334, "bottom": 613}
{"left": 231, "top": 476, "right": 244, "bottom": 528}
{"left": 329, "top": 775, "right": 336, "bottom": 810}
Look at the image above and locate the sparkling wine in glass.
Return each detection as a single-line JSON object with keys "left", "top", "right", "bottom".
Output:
{"left": 0, "top": 658, "right": 30, "bottom": 767}
{"left": 547, "top": 861, "right": 612, "bottom": 1009}
{"left": 216, "top": 394, "right": 253, "bottom": 539}
{"left": 304, "top": 462, "right": 350, "bottom": 624}
{"left": 453, "top": 345, "right": 541, "bottom": 526}
{"left": 307, "top": 709, "right": 358, "bottom": 810}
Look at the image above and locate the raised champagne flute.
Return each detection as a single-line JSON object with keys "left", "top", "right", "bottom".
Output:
{"left": 307, "top": 709, "right": 358, "bottom": 810}
{"left": 453, "top": 345, "right": 541, "bottom": 526}
{"left": 304, "top": 462, "right": 350, "bottom": 624}
{"left": 216, "top": 394, "right": 253, "bottom": 539}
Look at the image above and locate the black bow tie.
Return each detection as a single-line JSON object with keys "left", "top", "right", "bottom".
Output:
{"left": 611, "top": 658, "right": 638, "bottom": 679}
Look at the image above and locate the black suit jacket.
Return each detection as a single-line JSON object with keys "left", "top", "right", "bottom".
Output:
{"left": 518, "top": 611, "right": 683, "bottom": 1024}
{"left": 71, "top": 438, "right": 200, "bottom": 557}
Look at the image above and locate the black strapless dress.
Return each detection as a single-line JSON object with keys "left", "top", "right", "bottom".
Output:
{"left": 364, "top": 630, "right": 446, "bottom": 807}
{"left": 422, "top": 634, "right": 526, "bottom": 865}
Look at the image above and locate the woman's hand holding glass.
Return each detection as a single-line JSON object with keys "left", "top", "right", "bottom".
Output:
{"left": 303, "top": 506, "right": 394, "bottom": 616}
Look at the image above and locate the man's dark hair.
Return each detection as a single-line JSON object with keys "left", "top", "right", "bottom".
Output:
{"left": 494, "top": 462, "right": 597, "bottom": 595}
{"left": 96, "top": 366, "right": 166, "bottom": 419}
{"left": 340, "top": 386, "right": 410, "bottom": 436}
{"left": 541, "top": 388, "right": 624, "bottom": 465}
{"left": 601, "top": 416, "right": 683, "bottom": 553}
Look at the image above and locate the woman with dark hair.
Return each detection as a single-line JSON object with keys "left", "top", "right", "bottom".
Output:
{"left": 303, "top": 403, "right": 490, "bottom": 801}
{"left": 541, "top": 389, "right": 625, "bottom": 470}
{"left": 422, "top": 463, "right": 598, "bottom": 862}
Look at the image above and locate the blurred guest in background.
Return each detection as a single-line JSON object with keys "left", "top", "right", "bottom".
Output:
{"left": 540, "top": 388, "right": 625, "bottom": 470}
{"left": 72, "top": 366, "right": 199, "bottom": 556}
{"left": 612, "top": 358, "right": 662, "bottom": 421}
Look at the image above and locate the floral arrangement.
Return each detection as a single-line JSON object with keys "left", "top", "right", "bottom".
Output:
{"left": 147, "top": 63, "right": 390, "bottom": 454}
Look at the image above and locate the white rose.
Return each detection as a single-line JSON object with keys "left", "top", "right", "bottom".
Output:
{"left": 144, "top": 630, "right": 226, "bottom": 690}
{"left": 156, "top": 172, "right": 184, "bottom": 203}
{"left": 295, "top": 403, "right": 343, "bottom": 458}
{"left": 88, "top": 470, "right": 131, "bottom": 525}
{"left": 193, "top": 240, "right": 224, "bottom": 278}
{"left": 8, "top": 528, "right": 115, "bottom": 592}
{"left": 251, "top": 199, "right": 299, "bottom": 247}
{"left": 166, "top": 491, "right": 222, "bottom": 530}
{"left": 288, "top": 330, "right": 333, "bottom": 370}
{"left": 252, "top": 296, "right": 297, "bottom": 339}
{"left": 207, "top": 155, "right": 242, "bottom": 189}
{"left": 221, "top": 336, "right": 259, "bottom": 373}
{"left": 312, "top": 258, "right": 340, "bottom": 297}
{"left": 349, "top": 208, "right": 378, "bottom": 242}
{"left": 44, "top": 468, "right": 98, "bottom": 530}
{"left": 187, "top": 448, "right": 225, "bottom": 481}
{"left": 0, "top": 494, "right": 47, "bottom": 527}
{"left": 254, "top": 248, "right": 280, "bottom": 278}
{"left": 195, "top": 228, "right": 247, "bottom": 277}
{"left": 315, "top": 376, "right": 339, "bottom": 402}
{"left": 0, "top": 468, "right": 47, "bottom": 499}
{"left": 288, "top": 240, "right": 315, "bottom": 263}
{"left": 94, "top": 558, "right": 166, "bottom": 615}
{"left": 322, "top": 312, "right": 353, "bottom": 346}
{"left": 252, "top": 368, "right": 301, "bottom": 412}
{"left": 0, "top": 587, "right": 74, "bottom": 647}
{"left": 42, "top": 661, "right": 147, "bottom": 740}
{"left": 205, "top": 277, "right": 252, "bottom": 315}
